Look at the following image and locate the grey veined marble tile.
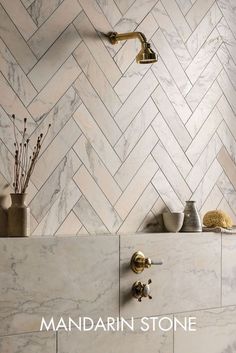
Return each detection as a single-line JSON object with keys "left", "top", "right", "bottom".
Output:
{"left": 222, "top": 235, "right": 236, "bottom": 306}
{"left": 0, "top": 332, "right": 56, "bottom": 353}
{"left": 120, "top": 233, "right": 221, "bottom": 319}
{"left": 174, "top": 306, "right": 236, "bottom": 353}
{"left": 0, "top": 236, "right": 119, "bottom": 335}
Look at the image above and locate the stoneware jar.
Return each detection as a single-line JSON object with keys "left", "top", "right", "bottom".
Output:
{"left": 0, "top": 195, "right": 8, "bottom": 237}
{"left": 8, "top": 193, "right": 30, "bottom": 237}
{"left": 181, "top": 201, "right": 202, "bottom": 232}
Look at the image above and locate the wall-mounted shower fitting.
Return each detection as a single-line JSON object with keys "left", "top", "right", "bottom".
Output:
{"left": 132, "top": 279, "right": 152, "bottom": 302}
{"left": 107, "top": 31, "right": 157, "bottom": 64}
{"left": 130, "top": 251, "right": 163, "bottom": 274}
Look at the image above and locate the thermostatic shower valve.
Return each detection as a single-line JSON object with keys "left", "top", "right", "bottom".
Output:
{"left": 130, "top": 251, "right": 163, "bottom": 274}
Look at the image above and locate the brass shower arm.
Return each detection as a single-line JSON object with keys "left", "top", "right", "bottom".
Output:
{"left": 108, "top": 32, "right": 147, "bottom": 45}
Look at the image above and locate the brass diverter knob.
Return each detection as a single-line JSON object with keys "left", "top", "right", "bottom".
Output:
{"left": 132, "top": 279, "right": 152, "bottom": 302}
{"left": 130, "top": 251, "right": 163, "bottom": 274}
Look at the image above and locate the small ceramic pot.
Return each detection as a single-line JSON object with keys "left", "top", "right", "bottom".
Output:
{"left": 8, "top": 193, "right": 30, "bottom": 237}
{"left": 163, "top": 212, "right": 184, "bottom": 232}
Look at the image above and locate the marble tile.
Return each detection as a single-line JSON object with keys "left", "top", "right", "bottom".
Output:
{"left": 28, "top": 24, "right": 81, "bottom": 91}
{"left": 115, "top": 155, "right": 158, "bottom": 220}
{"left": 187, "top": 2, "right": 222, "bottom": 57}
{"left": 217, "top": 147, "right": 236, "bottom": 190}
{"left": 114, "top": 98, "right": 158, "bottom": 161}
{"left": 152, "top": 113, "right": 192, "bottom": 178}
{"left": 74, "top": 166, "right": 122, "bottom": 232}
{"left": 217, "top": 173, "right": 236, "bottom": 212}
{"left": 73, "top": 74, "right": 121, "bottom": 146}
{"left": 151, "top": 85, "right": 191, "bottom": 149}
{"left": 73, "top": 104, "right": 121, "bottom": 175}
{"left": 55, "top": 210, "right": 82, "bottom": 236}
{"left": 27, "top": 0, "right": 64, "bottom": 27}
{"left": 28, "top": 0, "right": 81, "bottom": 58}
{"left": 186, "top": 54, "right": 222, "bottom": 110}
{"left": 74, "top": 195, "right": 108, "bottom": 234}
{"left": 28, "top": 56, "right": 81, "bottom": 121}
{"left": 152, "top": 1, "right": 191, "bottom": 68}
{"left": 151, "top": 58, "right": 192, "bottom": 124}
{"left": 217, "top": 95, "right": 236, "bottom": 140}
{"left": 175, "top": 307, "right": 236, "bottom": 353}
{"left": 74, "top": 135, "right": 122, "bottom": 205}
{"left": 217, "top": 69, "right": 236, "bottom": 115}
{"left": 58, "top": 318, "right": 173, "bottom": 353}
{"left": 217, "top": 0, "right": 236, "bottom": 38}
{"left": 0, "top": 236, "right": 119, "bottom": 335}
{"left": 175, "top": 0, "right": 192, "bottom": 15}
{"left": 200, "top": 185, "right": 223, "bottom": 216}
{"left": 217, "top": 44, "right": 236, "bottom": 90}
{"left": 217, "top": 121, "right": 236, "bottom": 163}
{"left": 114, "top": 126, "right": 158, "bottom": 190}
{"left": 74, "top": 42, "right": 121, "bottom": 116}
{"left": 114, "top": 70, "right": 158, "bottom": 132}
{"left": 0, "top": 139, "right": 14, "bottom": 183}
{"left": 21, "top": 0, "right": 35, "bottom": 8}
{"left": 217, "top": 17, "right": 236, "bottom": 63}
{"left": 218, "top": 197, "right": 236, "bottom": 224}
{"left": 73, "top": 11, "right": 121, "bottom": 87}
{"left": 186, "top": 0, "right": 215, "bottom": 30}
{"left": 114, "top": 0, "right": 135, "bottom": 15}
{"left": 0, "top": 5, "right": 37, "bottom": 73}
{"left": 0, "top": 332, "right": 56, "bottom": 353}
{"left": 120, "top": 233, "right": 221, "bottom": 318}
{"left": 152, "top": 30, "right": 192, "bottom": 96}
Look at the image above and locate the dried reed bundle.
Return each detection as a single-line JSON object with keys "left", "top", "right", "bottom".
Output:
{"left": 12, "top": 114, "right": 51, "bottom": 193}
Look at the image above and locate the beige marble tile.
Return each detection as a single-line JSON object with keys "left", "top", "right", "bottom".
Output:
{"left": 55, "top": 210, "right": 82, "bottom": 236}
{"left": 0, "top": 236, "right": 119, "bottom": 335}
{"left": 120, "top": 233, "right": 221, "bottom": 318}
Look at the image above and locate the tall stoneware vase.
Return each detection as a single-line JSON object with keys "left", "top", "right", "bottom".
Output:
{"left": 8, "top": 193, "right": 30, "bottom": 237}
{"left": 181, "top": 200, "right": 202, "bottom": 232}
{"left": 0, "top": 195, "right": 8, "bottom": 237}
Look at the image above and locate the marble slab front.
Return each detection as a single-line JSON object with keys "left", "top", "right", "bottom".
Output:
{"left": 222, "top": 235, "right": 236, "bottom": 306}
{"left": 120, "top": 233, "right": 221, "bottom": 318}
{"left": 0, "top": 236, "right": 119, "bottom": 336}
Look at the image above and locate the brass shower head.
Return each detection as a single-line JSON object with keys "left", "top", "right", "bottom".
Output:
{"left": 108, "top": 31, "right": 157, "bottom": 64}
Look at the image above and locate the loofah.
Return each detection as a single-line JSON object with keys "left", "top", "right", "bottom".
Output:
{"left": 203, "top": 210, "right": 233, "bottom": 229}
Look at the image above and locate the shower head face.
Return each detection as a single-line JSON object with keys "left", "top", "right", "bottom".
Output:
{"left": 136, "top": 42, "right": 157, "bottom": 64}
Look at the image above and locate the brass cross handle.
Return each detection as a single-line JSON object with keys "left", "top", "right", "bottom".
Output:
{"left": 130, "top": 251, "right": 163, "bottom": 273}
{"left": 132, "top": 279, "right": 152, "bottom": 302}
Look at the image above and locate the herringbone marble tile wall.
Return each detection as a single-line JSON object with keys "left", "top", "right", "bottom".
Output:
{"left": 0, "top": 0, "right": 236, "bottom": 235}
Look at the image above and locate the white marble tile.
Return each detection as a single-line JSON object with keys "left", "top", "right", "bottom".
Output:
{"left": 27, "top": 0, "right": 64, "bottom": 27}
{"left": 186, "top": 29, "right": 222, "bottom": 84}
{"left": 73, "top": 42, "right": 121, "bottom": 116}
{"left": 73, "top": 195, "right": 108, "bottom": 234}
{"left": 151, "top": 85, "right": 191, "bottom": 149}
{"left": 120, "top": 233, "right": 221, "bottom": 318}
{"left": 73, "top": 104, "right": 121, "bottom": 175}
{"left": 74, "top": 166, "right": 122, "bottom": 232}
{"left": 73, "top": 74, "right": 121, "bottom": 146}
{"left": 95, "top": 0, "right": 122, "bottom": 27}
{"left": 28, "top": 56, "right": 81, "bottom": 121}
{"left": 217, "top": 17, "right": 236, "bottom": 63}
{"left": 0, "top": 5, "right": 37, "bottom": 73}
{"left": 217, "top": 0, "right": 236, "bottom": 38}
{"left": 151, "top": 58, "right": 192, "bottom": 124}
{"left": 186, "top": 133, "right": 222, "bottom": 191}
{"left": 217, "top": 172, "right": 236, "bottom": 212}
{"left": 114, "top": 126, "right": 158, "bottom": 190}
{"left": 114, "top": 0, "right": 135, "bottom": 15}
{"left": 28, "top": 0, "right": 81, "bottom": 58}
{"left": 28, "top": 24, "right": 81, "bottom": 91}
{"left": 187, "top": 2, "right": 222, "bottom": 57}
{"left": 175, "top": 307, "right": 236, "bottom": 353}
{"left": 152, "top": 30, "right": 192, "bottom": 96}
{"left": 152, "top": 142, "right": 191, "bottom": 203}
{"left": 217, "top": 121, "right": 236, "bottom": 163}
{"left": 218, "top": 197, "right": 236, "bottom": 224}
{"left": 217, "top": 69, "right": 236, "bottom": 115}
{"left": 31, "top": 118, "right": 81, "bottom": 188}
{"left": 0, "top": 332, "right": 56, "bottom": 353}
{"left": 186, "top": 80, "right": 222, "bottom": 138}
{"left": 186, "top": 54, "right": 222, "bottom": 110}
{"left": 0, "top": 138, "right": 14, "bottom": 183}
{"left": 0, "top": 236, "right": 119, "bottom": 334}
{"left": 115, "top": 155, "right": 158, "bottom": 220}
{"left": 217, "top": 44, "right": 236, "bottom": 90}
{"left": 200, "top": 185, "right": 223, "bottom": 217}
{"left": 186, "top": 105, "right": 222, "bottom": 164}
{"left": 55, "top": 210, "right": 82, "bottom": 236}
{"left": 152, "top": 169, "right": 183, "bottom": 211}
{"left": 74, "top": 135, "right": 122, "bottom": 205}
{"left": 114, "top": 98, "right": 158, "bottom": 161}
{"left": 217, "top": 95, "right": 236, "bottom": 140}
{"left": 58, "top": 318, "right": 172, "bottom": 353}
{"left": 175, "top": 0, "right": 192, "bottom": 15}
{"left": 152, "top": 113, "right": 192, "bottom": 177}
{"left": 74, "top": 11, "right": 121, "bottom": 87}
{"left": 186, "top": 0, "right": 215, "bottom": 30}
{"left": 115, "top": 70, "right": 158, "bottom": 132}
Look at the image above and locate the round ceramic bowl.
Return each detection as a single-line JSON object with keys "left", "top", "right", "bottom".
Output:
{"left": 163, "top": 212, "right": 184, "bottom": 233}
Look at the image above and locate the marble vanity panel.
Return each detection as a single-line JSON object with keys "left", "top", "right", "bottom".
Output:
{"left": 58, "top": 318, "right": 173, "bottom": 353}
{"left": 0, "top": 236, "right": 119, "bottom": 336}
{"left": 222, "top": 235, "right": 236, "bottom": 306}
{"left": 120, "top": 233, "right": 221, "bottom": 318}
{"left": 0, "top": 331, "right": 56, "bottom": 353}
{"left": 174, "top": 306, "right": 236, "bottom": 353}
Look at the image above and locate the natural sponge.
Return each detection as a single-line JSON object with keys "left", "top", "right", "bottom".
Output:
{"left": 203, "top": 210, "right": 233, "bottom": 228}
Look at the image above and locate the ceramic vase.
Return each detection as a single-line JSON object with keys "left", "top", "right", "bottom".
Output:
{"left": 8, "top": 193, "right": 30, "bottom": 237}
{"left": 181, "top": 201, "right": 202, "bottom": 232}
{"left": 0, "top": 195, "right": 8, "bottom": 237}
